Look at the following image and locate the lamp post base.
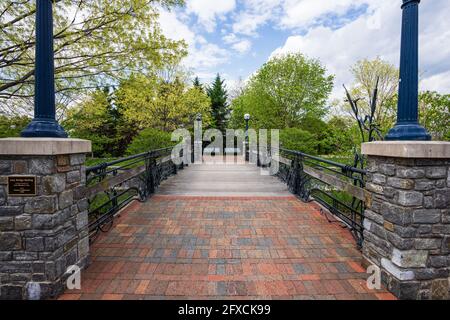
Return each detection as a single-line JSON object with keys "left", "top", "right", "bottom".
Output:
{"left": 21, "top": 118, "right": 68, "bottom": 138}
{"left": 385, "top": 123, "right": 431, "bottom": 141}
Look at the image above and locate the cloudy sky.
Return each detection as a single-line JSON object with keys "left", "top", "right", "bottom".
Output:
{"left": 158, "top": 0, "right": 450, "bottom": 100}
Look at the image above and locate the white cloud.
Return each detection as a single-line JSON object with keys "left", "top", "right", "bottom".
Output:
{"left": 158, "top": 9, "right": 230, "bottom": 75}
{"left": 186, "top": 0, "right": 236, "bottom": 32}
{"left": 279, "top": 0, "right": 367, "bottom": 29}
{"left": 158, "top": 9, "right": 196, "bottom": 46}
{"left": 270, "top": 0, "right": 450, "bottom": 99}
{"left": 232, "top": 39, "right": 252, "bottom": 54}
{"left": 232, "top": 0, "right": 281, "bottom": 36}
{"left": 222, "top": 33, "right": 252, "bottom": 54}
{"left": 420, "top": 71, "right": 450, "bottom": 93}
{"left": 184, "top": 43, "right": 230, "bottom": 70}
{"left": 223, "top": 33, "right": 238, "bottom": 44}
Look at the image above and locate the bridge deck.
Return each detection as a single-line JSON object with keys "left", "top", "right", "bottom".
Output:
{"left": 60, "top": 160, "right": 394, "bottom": 300}
{"left": 158, "top": 160, "right": 290, "bottom": 197}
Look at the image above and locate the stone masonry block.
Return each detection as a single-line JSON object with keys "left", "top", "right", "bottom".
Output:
{"left": 13, "top": 161, "right": 28, "bottom": 174}
{"left": 412, "top": 209, "right": 441, "bottom": 224}
{"left": 415, "top": 179, "right": 435, "bottom": 191}
{"left": 56, "top": 155, "right": 70, "bottom": 167}
{"left": 29, "top": 157, "right": 55, "bottom": 175}
{"left": 66, "top": 170, "right": 81, "bottom": 184}
{"left": 381, "top": 202, "right": 412, "bottom": 226}
{"left": 0, "top": 206, "right": 23, "bottom": 216}
{"left": 425, "top": 167, "right": 447, "bottom": 179}
{"left": 0, "top": 217, "right": 14, "bottom": 231}
{"left": 0, "top": 185, "right": 6, "bottom": 205}
{"left": 392, "top": 248, "right": 428, "bottom": 268}
{"left": 397, "top": 190, "right": 423, "bottom": 207}
{"left": 42, "top": 174, "right": 66, "bottom": 194}
{"left": 381, "top": 258, "right": 415, "bottom": 281}
{"left": 76, "top": 211, "right": 88, "bottom": 230}
{"left": 14, "top": 215, "right": 31, "bottom": 231}
{"left": 387, "top": 177, "right": 415, "bottom": 190}
{"left": 70, "top": 154, "right": 86, "bottom": 166}
{"left": 58, "top": 190, "right": 73, "bottom": 210}
{"left": 397, "top": 168, "right": 425, "bottom": 179}
{"left": 25, "top": 237, "right": 45, "bottom": 252}
{"left": 0, "top": 160, "right": 12, "bottom": 174}
{"left": 24, "top": 196, "right": 57, "bottom": 214}
{"left": 378, "top": 163, "right": 396, "bottom": 176}
{"left": 372, "top": 173, "right": 387, "bottom": 184}
{"left": 414, "top": 238, "right": 442, "bottom": 250}
{"left": 0, "top": 232, "right": 22, "bottom": 251}
{"left": 434, "top": 190, "right": 449, "bottom": 209}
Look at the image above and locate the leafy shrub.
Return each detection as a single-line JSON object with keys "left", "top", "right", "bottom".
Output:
{"left": 126, "top": 128, "right": 175, "bottom": 155}
{"left": 280, "top": 127, "right": 317, "bottom": 155}
{"left": 0, "top": 116, "right": 31, "bottom": 138}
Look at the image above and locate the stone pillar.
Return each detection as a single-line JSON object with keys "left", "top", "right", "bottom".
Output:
{"left": 361, "top": 141, "right": 450, "bottom": 300}
{"left": 0, "top": 138, "right": 91, "bottom": 300}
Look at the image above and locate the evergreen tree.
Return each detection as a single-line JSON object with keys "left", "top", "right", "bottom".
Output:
{"left": 207, "top": 74, "right": 229, "bottom": 133}
{"left": 193, "top": 77, "right": 203, "bottom": 92}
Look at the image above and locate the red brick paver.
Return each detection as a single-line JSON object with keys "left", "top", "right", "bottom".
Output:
{"left": 59, "top": 195, "right": 395, "bottom": 300}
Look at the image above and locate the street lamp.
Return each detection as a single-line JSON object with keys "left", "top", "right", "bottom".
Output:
{"left": 21, "top": 0, "right": 68, "bottom": 138}
{"left": 244, "top": 114, "right": 250, "bottom": 161}
{"left": 385, "top": 0, "right": 430, "bottom": 141}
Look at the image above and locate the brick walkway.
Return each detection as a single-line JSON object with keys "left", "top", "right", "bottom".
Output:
{"left": 59, "top": 195, "right": 395, "bottom": 300}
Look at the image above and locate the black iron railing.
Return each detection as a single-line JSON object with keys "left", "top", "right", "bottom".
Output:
{"left": 257, "top": 147, "right": 367, "bottom": 248}
{"left": 85, "top": 147, "right": 182, "bottom": 241}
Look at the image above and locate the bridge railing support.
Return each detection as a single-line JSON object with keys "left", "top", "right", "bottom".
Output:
{"left": 361, "top": 141, "right": 450, "bottom": 299}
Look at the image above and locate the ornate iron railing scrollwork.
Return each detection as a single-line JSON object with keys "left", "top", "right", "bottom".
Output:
{"left": 269, "top": 147, "right": 367, "bottom": 248}
{"left": 84, "top": 147, "right": 177, "bottom": 241}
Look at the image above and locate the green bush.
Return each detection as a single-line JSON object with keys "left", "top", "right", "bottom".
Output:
{"left": 280, "top": 127, "right": 317, "bottom": 155}
{"left": 126, "top": 128, "right": 175, "bottom": 155}
{"left": 0, "top": 116, "right": 31, "bottom": 138}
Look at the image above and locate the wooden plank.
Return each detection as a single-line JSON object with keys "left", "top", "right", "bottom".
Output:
{"left": 84, "top": 155, "right": 174, "bottom": 198}
{"left": 303, "top": 165, "right": 365, "bottom": 201}
{"left": 158, "top": 155, "right": 172, "bottom": 164}
{"left": 85, "top": 164, "right": 146, "bottom": 199}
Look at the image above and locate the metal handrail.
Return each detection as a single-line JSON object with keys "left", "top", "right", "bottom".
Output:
{"left": 86, "top": 147, "right": 174, "bottom": 175}
{"left": 274, "top": 147, "right": 367, "bottom": 175}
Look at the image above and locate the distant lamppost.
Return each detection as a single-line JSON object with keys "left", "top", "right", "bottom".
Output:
{"left": 21, "top": 0, "right": 68, "bottom": 138}
{"left": 244, "top": 114, "right": 250, "bottom": 161}
{"left": 385, "top": 0, "right": 430, "bottom": 141}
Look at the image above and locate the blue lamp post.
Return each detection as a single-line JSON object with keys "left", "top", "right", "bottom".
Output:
{"left": 385, "top": 0, "right": 430, "bottom": 141}
{"left": 21, "top": 0, "right": 68, "bottom": 138}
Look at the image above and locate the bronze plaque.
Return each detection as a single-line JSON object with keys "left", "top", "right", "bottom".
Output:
{"left": 7, "top": 176, "right": 37, "bottom": 196}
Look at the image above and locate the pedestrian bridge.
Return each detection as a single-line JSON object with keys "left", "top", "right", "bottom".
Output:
{"left": 59, "top": 154, "right": 394, "bottom": 300}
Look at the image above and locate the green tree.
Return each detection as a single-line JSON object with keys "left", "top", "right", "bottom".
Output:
{"left": 280, "top": 128, "right": 317, "bottom": 155}
{"left": 116, "top": 73, "right": 212, "bottom": 132}
{"left": 345, "top": 57, "right": 399, "bottom": 134}
{"left": 193, "top": 77, "right": 203, "bottom": 92}
{"left": 322, "top": 116, "right": 354, "bottom": 154}
{"left": 0, "top": 115, "right": 30, "bottom": 138}
{"left": 229, "top": 53, "right": 334, "bottom": 130}
{"left": 419, "top": 91, "right": 450, "bottom": 140}
{"left": 0, "top": 0, "right": 187, "bottom": 114}
{"left": 207, "top": 74, "right": 229, "bottom": 133}
{"left": 126, "top": 128, "right": 175, "bottom": 155}
{"left": 63, "top": 88, "right": 135, "bottom": 157}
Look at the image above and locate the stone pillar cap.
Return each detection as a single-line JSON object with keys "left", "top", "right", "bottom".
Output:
{"left": 0, "top": 138, "right": 91, "bottom": 155}
{"left": 362, "top": 141, "right": 450, "bottom": 159}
